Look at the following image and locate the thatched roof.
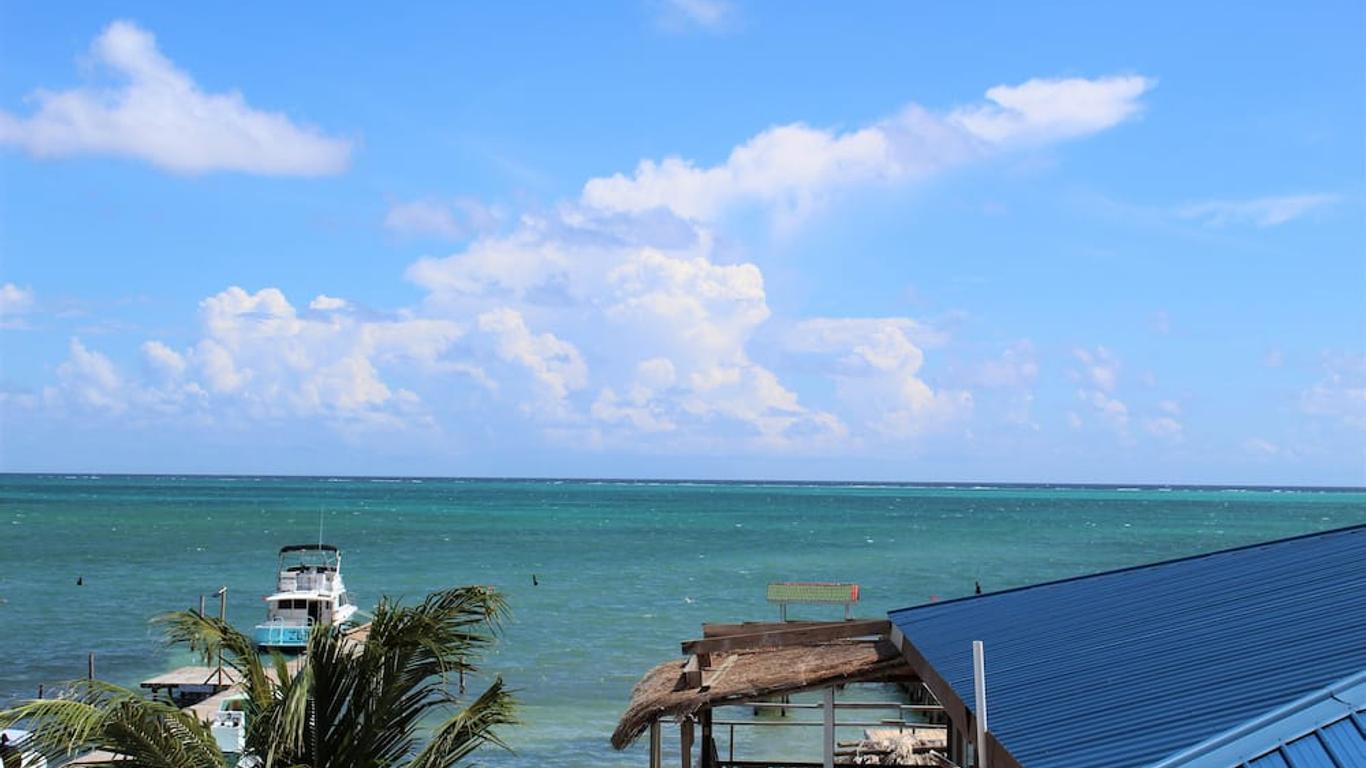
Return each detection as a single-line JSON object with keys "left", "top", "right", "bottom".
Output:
{"left": 611, "top": 639, "right": 914, "bottom": 749}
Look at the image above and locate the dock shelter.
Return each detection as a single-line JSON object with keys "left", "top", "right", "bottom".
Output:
{"left": 616, "top": 524, "right": 1366, "bottom": 767}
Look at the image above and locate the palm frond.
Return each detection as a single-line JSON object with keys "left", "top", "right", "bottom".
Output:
{"left": 0, "top": 680, "right": 222, "bottom": 768}
{"left": 406, "top": 677, "right": 517, "bottom": 768}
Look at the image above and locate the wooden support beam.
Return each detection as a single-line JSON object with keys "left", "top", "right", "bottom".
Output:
{"left": 683, "top": 655, "right": 702, "bottom": 689}
{"left": 681, "top": 619, "right": 889, "bottom": 656}
{"left": 701, "top": 620, "right": 836, "bottom": 637}
{"left": 649, "top": 720, "right": 662, "bottom": 768}
{"left": 681, "top": 718, "right": 695, "bottom": 768}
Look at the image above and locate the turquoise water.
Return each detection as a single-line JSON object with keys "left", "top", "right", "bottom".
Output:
{"left": 1, "top": 475, "right": 1363, "bottom": 765}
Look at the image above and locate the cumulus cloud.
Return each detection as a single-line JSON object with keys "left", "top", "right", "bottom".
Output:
{"left": 407, "top": 213, "right": 845, "bottom": 448}
{"left": 477, "top": 307, "right": 587, "bottom": 416}
{"left": 786, "top": 318, "right": 971, "bottom": 438}
{"left": 20, "top": 73, "right": 1156, "bottom": 455}
{"left": 581, "top": 75, "right": 1153, "bottom": 225}
{"left": 0, "top": 283, "right": 36, "bottom": 328}
{"left": 1178, "top": 194, "right": 1338, "bottom": 228}
{"left": 0, "top": 21, "right": 352, "bottom": 175}
{"left": 58, "top": 338, "right": 126, "bottom": 413}
{"left": 49, "top": 287, "right": 466, "bottom": 431}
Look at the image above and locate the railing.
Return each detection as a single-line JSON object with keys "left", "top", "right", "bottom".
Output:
{"left": 650, "top": 691, "right": 947, "bottom": 768}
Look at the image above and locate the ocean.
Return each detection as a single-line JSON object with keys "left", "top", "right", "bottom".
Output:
{"left": 1, "top": 474, "right": 1362, "bottom": 765}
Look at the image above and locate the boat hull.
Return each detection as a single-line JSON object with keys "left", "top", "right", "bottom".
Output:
{"left": 252, "top": 623, "right": 310, "bottom": 649}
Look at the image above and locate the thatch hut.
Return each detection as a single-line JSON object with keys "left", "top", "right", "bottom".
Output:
{"left": 613, "top": 619, "right": 943, "bottom": 768}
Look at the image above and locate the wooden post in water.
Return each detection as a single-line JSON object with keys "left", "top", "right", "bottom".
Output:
{"left": 216, "top": 586, "right": 228, "bottom": 686}
{"left": 680, "top": 717, "right": 694, "bottom": 768}
{"left": 87, "top": 653, "right": 95, "bottom": 680}
{"left": 199, "top": 594, "right": 205, "bottom": 616}
{"left": 37, "top": 684, "right": 43, "bottom": 699}
{"left": 700, "top": 708, "right": 714, "bottom": 768}
{"left": 648, "top": 720, "right": 662, "bottom": 768}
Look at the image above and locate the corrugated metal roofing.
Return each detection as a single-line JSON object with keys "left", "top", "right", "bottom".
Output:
{"left": 887, "top": 525, "right": 1366, "bottom": 768}
{"left": 1248, "top": 713, "right": 1366, "bottom": 767}
{"left": 1153, "top": 670, "right": 1366, "bottom": 767}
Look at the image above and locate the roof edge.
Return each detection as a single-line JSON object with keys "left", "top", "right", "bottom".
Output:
{"left": 889, "top": 523, "right": 1366, "bottom": 618}
{"left": 1145, "top": 668, "right": 1366, "bottom": 768}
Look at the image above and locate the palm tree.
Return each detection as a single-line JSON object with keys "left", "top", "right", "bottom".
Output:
{"left": 0, "top": 585, "right": 516, "bottom": 768}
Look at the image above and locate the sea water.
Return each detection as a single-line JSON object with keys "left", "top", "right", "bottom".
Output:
{"left": 1, "top": 475, "right": 1362, "bottom": 766}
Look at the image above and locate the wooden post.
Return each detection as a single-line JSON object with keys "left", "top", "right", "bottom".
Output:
{"left": 199, "top": 593, "right": 206, "bottom": 616}
{"left": 87, "top": 652, "right": 95, "bottom": 680}
{"left": 217, "top": 586, "right": 228, "bottom": 686}
{"left": 822, "top": 686, "right": 835, "bottom": 768}
{"left": 700, "top": 708, "right": 714, "bottom": 768}
{"left": 973, "top": 640, "right": 989, "bottom": 768}
{"left": 680, "top": 717, "right": 694, "bottom": 768}
{"left": 37, "top": 684, "right": 43, "bottom": 699}
{"left": 649, "top": 720, "right": 662, "bottom": 768}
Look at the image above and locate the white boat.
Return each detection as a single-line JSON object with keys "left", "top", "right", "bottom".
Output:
{"left": 0, "top": 728, "right": 47, "bottom": 768}
{"left": 251, "top": 544, "right": 357, "bottom": 650}
{"left": 209, "top": 694, "right": 247, "bottom": 754}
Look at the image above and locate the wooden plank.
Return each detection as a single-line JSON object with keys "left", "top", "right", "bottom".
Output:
{"left": 683, "top": 655, "right": 703, "bottom": 688}
{"left": 702, "top": 654, "right": 737, "bottom": 692}
{"left": 682, "top": 619, "right": 889, "bottom": 656}
{"left": 710, "top": 614, "right": 835, "bottom": 634}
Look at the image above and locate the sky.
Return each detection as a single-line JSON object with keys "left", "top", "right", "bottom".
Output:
{"left": 0, "top": 2, "right": 1362, "bottom": 484}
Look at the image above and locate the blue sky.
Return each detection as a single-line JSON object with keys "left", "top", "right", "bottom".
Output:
{"left": 0, "top": 1, "right": 1362, "bottom": 484}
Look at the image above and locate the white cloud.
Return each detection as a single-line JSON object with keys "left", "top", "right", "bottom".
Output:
{"left": 48, "top": 287, "right": 468, "bottom": 432}
{"left": 1144, "top": 415, "right": 1184, "bottom": 441}
{"left": 1073, "top": 346, "right": 1120, "bottom": 392}
{"left": 659, "top": 0, "right": 734, "bottom": 30}
{"left": 477, "top": 307, "right": 587, "bottom": 415}
{"left": 0, "top": 21, "right": 352, "bottom": 176}
{"left": 1157, "top": 399, "right": 1181, "bottom": 415}
{"left": 581, "top": 75, "right": 1153, "bottom": 225}
{"left": 384, "top": 198, "right": 502, "bottom": 240}
{"left": 141, "top": 340, "right": 186, "bottom": 378}
{"left": 20, "top": 74, "right": 1159, "bottom": 456}
{"left": 787, "top": 318, "right": 971, "bottom": 438}
{"left": 1078, "top": 388, "right": 1130, "bottom": 431}
{"left": 309, "top": 295, "right": 348, "bottom": 311}
{"left": 1300, "top": 354, "right": 1366, "bottom": 429}
{"left": 57, "top": 338, "right": 126, "bottom": 412}
{"left": 1242, "top": 437, "right": 1280, "bottom": 458}
{"left": 947, "top": 76, "right": 1154, "bottom": 145}
{"left": 977, "top": 340, "right": 1039, "bottom": 388}
{"left": 0, "top": 283, "right": 35, "bottom": 328}
{"left": 1178, "top": 194, "right": 1338, "bottom": 228}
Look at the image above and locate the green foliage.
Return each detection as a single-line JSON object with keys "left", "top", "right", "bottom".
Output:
{"left": 0, "top": 586, "right": 516, "bottom": 768}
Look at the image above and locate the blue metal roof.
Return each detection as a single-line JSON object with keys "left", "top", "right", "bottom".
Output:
{"left": 1153, "top": 670, "right": 1366, "bottom": 767}
{"left": 887, "top": 525, "right": 1366, "bottom": 768}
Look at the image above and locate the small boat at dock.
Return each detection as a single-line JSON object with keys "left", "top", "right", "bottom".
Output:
{"left": 252, "top": 544, "right": 357, "bottom": 650}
